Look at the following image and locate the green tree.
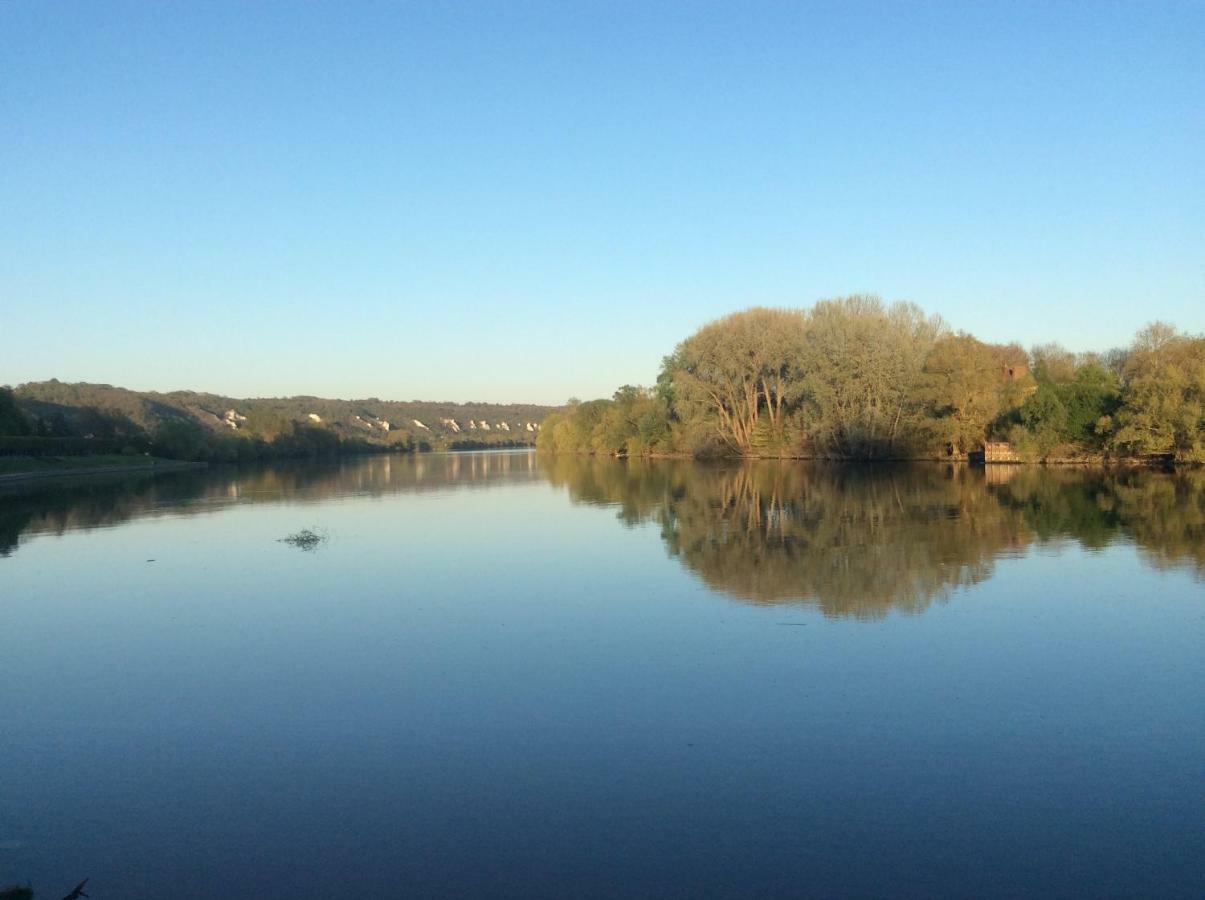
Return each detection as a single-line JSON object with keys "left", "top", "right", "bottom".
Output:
{"left": 1014, "top": 350, "right": 1119, "bottom": 457}
{"left": 152, "top": 419, "right": 210, "bottom": 460}
{"left": 664, "top": 307, "right": 808, "bottom": 455}
{"left": 797, "top": 296, "right": 945, "bottom": 458}
{"left": 921, "top": 334, "right": 1030, "bottom": 454}
{"left": 1019, "top": 384, "right": 1069, "bottom": 455}
{"left": 0, "top": 387, "right": 33, "bottom": 436}
{"left": 1110, "top": 323, "right": 1205, "bottom": 462}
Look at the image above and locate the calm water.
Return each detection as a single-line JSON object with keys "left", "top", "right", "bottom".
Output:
{"left": 2, "top": 451, "right": 1203, "bottom": 898}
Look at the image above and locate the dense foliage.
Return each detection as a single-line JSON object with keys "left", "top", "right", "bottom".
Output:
{"left": 1107, "top": 324, "right": 1205, "bottom": 462}
{"left": 0, "top": 388, "right": 33, "bottom": 436}
{"left": 539, "top": 298, "right": 1203, "bottom": 462}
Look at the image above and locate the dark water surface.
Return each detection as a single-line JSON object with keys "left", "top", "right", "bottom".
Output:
{"left": 2, "top": 452, "right": 1203, "bottom": 898}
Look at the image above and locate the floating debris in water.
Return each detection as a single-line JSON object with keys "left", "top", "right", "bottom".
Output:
{"left": 278, "top": 528, "right": 327, "bottom": 551}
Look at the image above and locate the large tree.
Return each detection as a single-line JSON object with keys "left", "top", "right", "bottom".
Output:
{"left": 798, "top": 296, "right": 946, "bottom": 457}
{"left": 921, "top": 333, "right": 1029, "bottom": 454}
{"left": 1109, "top": 323, "right": 1205, "bottom": 462}
{"left": 663, "top": 307, "right": 807, "bottom": 455}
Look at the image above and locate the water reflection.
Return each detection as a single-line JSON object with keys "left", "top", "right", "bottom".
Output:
{"left": 3, "top": 453, "right": 1202, "bottom": 619}
{"left": 0, "top": 451, "right": 540, "bottom": 557}
{"left": 541, "top": 456, "right": 1205, "bottom": 617}
{"left": 5, "top": 452, "right": 1202, "bottom": 900}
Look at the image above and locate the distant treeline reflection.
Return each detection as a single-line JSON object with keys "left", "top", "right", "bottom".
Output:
{"left": 0, "top": 451, "right": 540, "bottom": 557}
{"left": 540, "top": 457, "right": 1205, "bottom": 617}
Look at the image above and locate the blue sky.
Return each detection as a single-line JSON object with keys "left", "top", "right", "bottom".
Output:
{"left": 2, "top": 1, "right": 1202, "bottom": 404}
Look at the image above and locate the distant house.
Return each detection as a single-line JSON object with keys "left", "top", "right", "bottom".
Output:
{"left": 307, "top": 413, "right": 322, "bottom": 423}
{"left": 440, "top": 418, "right": 461, "bottom": 433}
{"left": 412, "top": 419, "right": 430, "bottom": 431}
{"left": 480, "top": 421, "right": 491, "bottom": 431}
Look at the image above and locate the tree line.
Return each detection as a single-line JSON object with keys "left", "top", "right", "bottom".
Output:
{"left": 537, "top": 297, "right": 1205, "bottom": 463}
{"left": 2, "top": 380, "right": 546, "bottom": 460}
{"left": 0, "top": 386, "right": 421, "bottom": 462}
{"left": 0, "top": 380, "right": 551, "bottom": 462}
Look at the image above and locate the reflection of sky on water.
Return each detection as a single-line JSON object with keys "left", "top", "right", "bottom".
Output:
{"left": 1, "top": 453, "right": 1202, "bottom": 898}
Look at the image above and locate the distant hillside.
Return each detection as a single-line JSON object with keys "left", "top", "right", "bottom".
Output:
{"left": 12, "top": 380, "right": 556, "bottom": 449}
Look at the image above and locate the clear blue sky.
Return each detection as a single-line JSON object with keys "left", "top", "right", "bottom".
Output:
{"left": 2, "top": 1, "right": 1202, "bottom": 404}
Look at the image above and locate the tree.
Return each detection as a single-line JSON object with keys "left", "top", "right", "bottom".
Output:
{"left": 1030, "top": 343, "right": 1077, "bottom": 384}
{"left": 1017, "top": 353, "right": 1119, "bottom": 456}
{"left": 1019, "top": 384, "right": 1069, "bottom": 455}
{"left": 797, "top": 296, "right": 945, "bottom": 458}
{"left": 664, "top": 307, "right": 807, "bottom": 455}
{"left": 152, "top": 419, "right": 210, "bottom": 460}
{"left": 597, "top": 386, "right": 671, "bottom": 456}
{"left": 1110, "top": 323, "right": 1205, "bottom": 462}
{"left": 921, "top": 334, "right": 1029, "bottom": 454}
{"left": 0, "top": 387, "right": 33, "bottom": 436}
{"left": 1060, "top": 359, "right": 1120, "bottom": 444}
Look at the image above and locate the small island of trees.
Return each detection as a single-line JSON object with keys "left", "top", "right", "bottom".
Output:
{"left": 537, "top": 297, "right": 1205, "bottom": 464}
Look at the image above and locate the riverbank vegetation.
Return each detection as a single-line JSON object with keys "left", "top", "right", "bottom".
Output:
{"left": 537, "top": 297, "right": 1204, "bottom": 463}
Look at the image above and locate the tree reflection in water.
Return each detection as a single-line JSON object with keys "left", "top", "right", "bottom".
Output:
{"left": 2, "top": 453, "right": 1201, "bottom": 620}
{"left": 541, "top": 456, "right": 1205, "bottom": 618}
{"left": 0, "top": 451, "right": 542, "bottom": 558}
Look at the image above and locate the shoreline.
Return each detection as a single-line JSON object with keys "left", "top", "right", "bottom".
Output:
{"left": 546, "top": 451, "right": 1187, "bottom": 468}
{"left": 0, "top": 459, "right": 209, "bottom": 485}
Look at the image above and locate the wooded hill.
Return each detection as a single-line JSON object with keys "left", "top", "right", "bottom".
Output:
{"left": 5, "top": 380, "right": 554, "bottom": 459}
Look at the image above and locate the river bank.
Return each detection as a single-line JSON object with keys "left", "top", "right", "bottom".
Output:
{"left": 0, "top": 456, "right": 208, "bottom": 484}
{"left": 565, "top": 450, "right": 1185, "bottom": 468}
